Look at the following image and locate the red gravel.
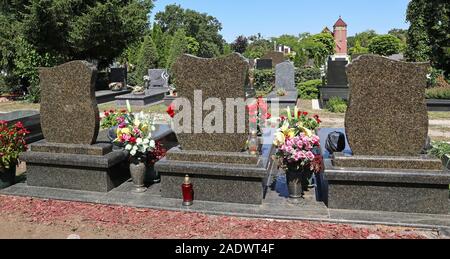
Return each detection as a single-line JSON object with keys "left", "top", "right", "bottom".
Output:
{"left": 0, "top": 195, "right": 434, "bottom": 239}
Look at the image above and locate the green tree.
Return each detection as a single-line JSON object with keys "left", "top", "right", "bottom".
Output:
{"left": 299, "top": 33, "right": 335, "bottom": 67}
{"left": 349, "top": 39, "right": 369, "bottom": 56}
{"left": 155, "top": 4, "right": 225, "bottom": 58}
{"left": 135, "top": 35, "right": 158, "bottom": 85}
{"left": 406, "top": 0, "right": 449, "bottom": 76}
{"left": 0, "top": 0, "right": 154, "bottom": 98}
{"left": 166, "top": 29, "right": 190, "bottom": 69}
{"left": 243, "top": 35, "right": 273, "bottom": 59}
{"left": 151, "top": 23, "right": 172, "bottom": 68}
{"left": 368, "top": 34, "right": 402, "bottom": 56}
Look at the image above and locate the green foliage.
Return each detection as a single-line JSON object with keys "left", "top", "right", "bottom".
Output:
{"left": 244, "top": 34, "right": 272, "bottom": 59}
{"left": 427, "top": 68, "right": 446, "bottom": 88}
{"left": 166, "top": 29, "right": 190, "bottom": 69}
{"left": 253, "top": 69, "right": 275, "bottom": 94}
{"left": 0, "top": 0, "right": 154, "bottom": 99}
{"left": 426, "top": 87, "right": 450, "bottom": 99}
{"left": 327, "top": 97, "right": 348, "bottom": 113}
{"left": 253, "top": 68, "right": 322, "bottom": 96}
{"left": 151, "top": 23, "right": 172, "bottom": 68}
{"left": 276, "top": 33, "right": 334, "bottom": 68}
{"left": 349, "top": 39, "right": 369, "bottom": 56}
{"left": 13, "top": 38, "right": 61, "bottom": 103}
{"left": 155, "top": 4, "right": 224, "bottom": 58}
{"left": 406, "top": 0, "right": 449, "bottom": 77}
{"left": 295, "top": 67, "right": 322, "bottom": 82}
{"left": 429, "top": 141, "right": 450, "bottom": 160}
{"left": 297, "top": 79, "right": 322, "bottom": 99}
{"left": 368, "top": 35, "right": 402, "bottom": 56}
{"left": 135, "top": 35, "right": 158, "bottom": 86}
{"left": 348, "top": 30, "right": 378, "bottom": 50}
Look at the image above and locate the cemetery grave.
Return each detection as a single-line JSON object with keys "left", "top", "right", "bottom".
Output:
{"left": 0, "top": 53, "right": 449, "bottom": 236}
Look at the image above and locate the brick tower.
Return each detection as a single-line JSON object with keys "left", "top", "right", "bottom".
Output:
{"left": 333, "top": 16, "right": 348, "bottom": 55}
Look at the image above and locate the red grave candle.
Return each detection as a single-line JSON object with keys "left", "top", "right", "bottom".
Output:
{"left": 182, "top": 175, "right": 193, "bottom": 206}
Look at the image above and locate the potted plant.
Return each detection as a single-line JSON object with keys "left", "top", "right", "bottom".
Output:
{"left": 273, "top": 107, "right": 323, "bottom": 198}
{"left": 0, "top": 120, "right": 29, "bottom": 189}
{"left": 114, "top": 102, "right": 156, "bottom": 193}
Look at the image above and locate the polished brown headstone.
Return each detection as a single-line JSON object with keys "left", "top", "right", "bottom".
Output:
{"left": 262, "top": 51, "right": 286, "bottom": 68}
{"left": 345, "top": 55, "right": 429, "bottom": 156}
{"left": 39, "top": 61, "right": 99, "bottom": 145}
{"left": 171, "top": 53, "right": 249, "bottom": 152}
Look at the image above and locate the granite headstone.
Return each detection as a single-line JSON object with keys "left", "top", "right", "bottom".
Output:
{"left": 109, "top": 68, "right": 127, "bottom": 85}
{"left": 171, "top": 53, "right": 249, "bottom": 152}
{"left": 345, "top": 55, "right": 429, "bottom": 156}
{"left": 262, "top": 51, "right": 286, "bottom": 67}
{"left": 256, "top": 59, "right": 273, "bottom": 70}
{"left": 326, "top": 57, "right": 348, "bottom": 87}
{"left": 148, "top": 69, "right": 169, "bottom": 88}
{"left": 275, "top": 61, "right": 295, "bottom": 90}
{"left": 39, "top": 61, "right": 99, "bottom": 145}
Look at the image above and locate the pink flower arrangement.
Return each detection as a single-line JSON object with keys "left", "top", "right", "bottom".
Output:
{"left": 276, "top": 133, "right": 322, "bottom": 173}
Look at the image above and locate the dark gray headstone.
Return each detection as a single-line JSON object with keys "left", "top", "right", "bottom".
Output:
{"left": 275, "top": 61, "right": 295, "bottom": 90}
{"left": 256, "top": 59, "right": 273, "bottom": 70}
{"left": 109, "top": 68, "right": 127, "bottom": 84}
{"left": 327, "top": 57, "right": 349, "bottom": 87}
{"left": 148, "top": 69, "right": 169, "bottom": 88}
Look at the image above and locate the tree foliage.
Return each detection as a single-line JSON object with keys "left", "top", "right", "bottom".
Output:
{"left": 406, "top": 0, "right": 449, "bottom": 76}
{"left": 231, "top": 35, "right": 249, "bottom": 54}
{"left": 135, "top": 35, "right": 158, "bottom": 85}
{"left": 0, "top": 0, "right": 154, "bottom": 97}
{"left": 368, "top": 34, "right": 402, "bottom": 56}
{"left": 154, "top": 4, "right": 225, "bottom": 58}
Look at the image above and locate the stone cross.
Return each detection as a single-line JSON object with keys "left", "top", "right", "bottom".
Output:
{"left": 345, "top": 55, "right": 429, "bottom": 156}
{"left": 171, "top": 53, "right": 249, "bottom": 152}
{"left": 275, "top": 61, "right": 296, "bottom": 90}
{"left": 39, "top": 61, "right": 99, "bottom": 145}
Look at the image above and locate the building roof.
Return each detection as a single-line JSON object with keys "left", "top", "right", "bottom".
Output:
{"left": 322, "top": 27, "right": 332, "bottom": 34}
{"left": 334, "top": 16, "right": 347, "bottom": 27}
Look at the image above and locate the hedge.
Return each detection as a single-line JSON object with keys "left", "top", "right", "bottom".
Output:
{"left": 297, "top": 79, "right": 322, "bottom": 99}
{"left": 253, "top": 67, "right": 321, "bottom": 94}
{"left": 426, "top": 87, "right": 450, "bottom": 100}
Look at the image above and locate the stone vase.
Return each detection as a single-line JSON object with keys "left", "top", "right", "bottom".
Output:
{"left": 285, "top": 166, "right": 304, "bottom": 199}
{"left": 130, "top": 161, "right": 147, "bottom": 193}
{"left": 0, "top": 165, "right": 16, "bottom": 189}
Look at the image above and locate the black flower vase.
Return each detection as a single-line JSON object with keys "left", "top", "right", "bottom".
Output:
{"left": 285, "top": 166, "right": 303, "bottom": 199}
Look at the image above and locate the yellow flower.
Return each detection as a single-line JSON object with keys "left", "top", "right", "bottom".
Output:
{"left": 141, "top": 123, "right": 149, "bottom": 132}
{"left": 274, "top": 131, "right": 286, "bottom": 146}
{"left": 286, "top": 129, "right": 296, "bottom": 138}
{"left": 133, "top": 119, "right": 141, "bottom": 127}
{"left": 117, "top": 127, "right": 131, "bottom": 136}
{"left": 300, "top": 126, "right": 313, "bottom": 137}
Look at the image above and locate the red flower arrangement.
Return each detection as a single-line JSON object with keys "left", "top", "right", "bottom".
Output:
{"left": 0, "top": 120, "right": 30, "bottom": 169}
{"left": 147, "top": 141, "right": 167, "bottom": 165}
{"left": 248, "top": 97, "right": 272, "bottom": 134}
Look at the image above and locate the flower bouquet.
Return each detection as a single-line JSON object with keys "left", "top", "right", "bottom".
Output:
{"left": 273, "top": 107, "right": 323, "bottom": 198}
{"left": 113, "top": 101, "right": 156, "bottom": 192}
{"left": 100, "top": 109, "right": 130, "bottom": 143}
{"left": 0, "top": 120, "right": 29, "bottom": 188}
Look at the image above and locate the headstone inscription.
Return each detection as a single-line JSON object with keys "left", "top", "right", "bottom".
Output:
{"left": 148, "top": 69, "right": 169, "bottom": 88}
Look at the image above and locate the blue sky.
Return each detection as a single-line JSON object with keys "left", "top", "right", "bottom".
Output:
{"left": 151, "top": 0, "right": 411, "bottom": 42}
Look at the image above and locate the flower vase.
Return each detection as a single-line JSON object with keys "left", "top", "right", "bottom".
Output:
{"left": 285, "top": 166, "right": 303, "bottom": 199}
{"left": 130, "top": 161, "right": 147, "bottom": 193}
{"left": 0, "top": 165, "right": 16, "bottom": 189}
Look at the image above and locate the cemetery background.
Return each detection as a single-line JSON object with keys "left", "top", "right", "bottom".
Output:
{"left": 0, "top": 0, "right": 449, "bottom": 239}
